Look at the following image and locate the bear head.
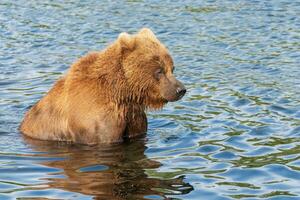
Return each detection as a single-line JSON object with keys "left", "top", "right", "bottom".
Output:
{"left": 116, "top": 28, "right": 186, "bottom": 109}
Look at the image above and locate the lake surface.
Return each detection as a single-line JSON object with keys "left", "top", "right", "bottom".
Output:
{"left": 0, "top": 0, "right": 300, "bottom": 199}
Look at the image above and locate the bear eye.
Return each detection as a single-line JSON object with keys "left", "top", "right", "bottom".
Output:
{"left": 154, "top": 68, "right": 164, "bottom": 80}
{"left": 156, "top": 68, "right": 163, "bottom": 74}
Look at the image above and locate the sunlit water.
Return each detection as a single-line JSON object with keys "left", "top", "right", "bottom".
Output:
{"left": 1, "top": 0, "right": 300, "bottom": 199}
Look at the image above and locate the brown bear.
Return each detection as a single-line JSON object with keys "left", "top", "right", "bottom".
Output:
{"left": 20, "top": 28, "right": 186, "bottom": 145}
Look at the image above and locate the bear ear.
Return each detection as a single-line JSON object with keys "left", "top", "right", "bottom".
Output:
{"left": 138, "top": 28, "right": 158, "bottom": 41}
{"left": 118, "top": 32, "right": 136, "bottom": 52}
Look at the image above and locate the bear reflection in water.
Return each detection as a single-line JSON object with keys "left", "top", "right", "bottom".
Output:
{"left": 24, "top": 137, "right": 193, "bottom": 199}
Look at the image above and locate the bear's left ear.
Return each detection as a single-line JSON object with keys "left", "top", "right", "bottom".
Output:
{"left": 118, "top": 32, "right": 136, "bottom": 52}
{"left": 138, "top": 28, "right": 158, "bottom": 41}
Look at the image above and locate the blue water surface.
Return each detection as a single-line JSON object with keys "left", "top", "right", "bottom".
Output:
{"left": 0, "top": 0, "right": 300, "bottom": 199}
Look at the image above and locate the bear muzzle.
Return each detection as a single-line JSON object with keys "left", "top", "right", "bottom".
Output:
{"left": 162, "top": 77, "right": 186, "bottom": 102}
{"left": 176, "top": 87, "right": 187, "bottom": 99}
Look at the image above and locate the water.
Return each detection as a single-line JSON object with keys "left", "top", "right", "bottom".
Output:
{"left": 0, "top": 0, "right": 300, "bottom": 199}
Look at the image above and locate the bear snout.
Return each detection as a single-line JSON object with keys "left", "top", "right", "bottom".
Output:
{"left": 161, "top": 78, "right": 186, "bottom": 102}
{"left": 173, "top": 78, "right": 186, "bottom": 100}
{"left": 176, "top": 87, "right": 186, "bottom": 99}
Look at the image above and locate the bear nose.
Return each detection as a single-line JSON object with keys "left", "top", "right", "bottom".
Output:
{"left": 176, "top": 87, "right": 186, "bottom": 97}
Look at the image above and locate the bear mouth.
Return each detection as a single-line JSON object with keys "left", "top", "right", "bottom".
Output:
{"left": 163, "top": 98, "right": 169, "bottom": 103}
{"left": 177, "top": 93, "right": 185, "bottom": 100}
{"left": 164, "top": 93, "right": 185, "bottom": 102}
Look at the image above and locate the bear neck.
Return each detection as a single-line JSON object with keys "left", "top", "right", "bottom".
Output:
{"left": 93, "top": 44, "right": 147, "bottom": 109}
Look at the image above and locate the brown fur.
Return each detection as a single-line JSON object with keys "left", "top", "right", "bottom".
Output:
{"left": 20, "top": 28, "right": 185, "bottom": 144}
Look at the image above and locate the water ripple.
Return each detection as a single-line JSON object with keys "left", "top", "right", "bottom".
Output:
{"left": 1, "top": 0, "right": 300, "bottom": 199}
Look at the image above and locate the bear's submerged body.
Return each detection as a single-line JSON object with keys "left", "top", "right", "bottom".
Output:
{"left": 20, "top": 28, "right": 185, "bottom": 144}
